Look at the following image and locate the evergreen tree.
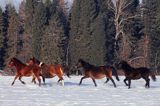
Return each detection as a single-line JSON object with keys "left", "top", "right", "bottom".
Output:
{"left": 69, "top": 0, "right": 107, "bottom": 66}
{"left": 18, "top": 1, "right": 28, "bottom": 62}
{"left": 32, "top": 1, "right": 47, "bottom": 59}
{"left": 41, "top": 0, "right": 67, "bottom": 65}
{"left": 0, "top": 7, "right": 4, "bottom": 69}
{"left": 143, "top": 0, "right": 160, "bottom": 67}
{"left": 4, "top": 5, "right": 20, "bottom": 66}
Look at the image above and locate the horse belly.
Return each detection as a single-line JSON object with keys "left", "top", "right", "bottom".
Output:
{"left": 19, "top": 69, "right": 32, "bottom": 77}
{"left": 92, "top": 74, "right": 106, "bottom": 79}
{"left": 43, "top": 73, "right": 56, "bottom": 78}
{"left": 23, "top": 71, "right": 33, "bottom": 77}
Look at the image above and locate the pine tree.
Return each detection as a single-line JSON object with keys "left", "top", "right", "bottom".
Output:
{"left": 69, "top": 0, "right": 107, "bottom": 66}
{"left": 144, "top": 0, "right": 160, "bottom": 67}
{"left": 18, "top": 1, "right": 28, "bottom": 62}
{"left": 32, "top": 1, "right": 47, "bottom": 59}
{"left": 4, "top": 5, "right": 20, "bottom": 66}
{"left": 41, "top": 0, "right": 67, "bottom": 65}
{"left": 0, "top": 7, "right": 4, "bottom": 69}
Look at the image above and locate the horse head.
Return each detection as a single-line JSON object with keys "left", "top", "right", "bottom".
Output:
{"left": 8, "top": 58, "right": 15, "bottom": 68}
{"left": 75, "top": 59, "right": 86, "bottom": 69}
{"left": 115, "top": 60, "right": 129, "bottom": 70}
{"left": 8, "top": 57, "right": 23, "bottom": 68}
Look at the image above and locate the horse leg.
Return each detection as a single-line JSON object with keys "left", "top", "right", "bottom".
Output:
{"left": 11, "top": 75, "right": 19, "bottom": 86}
{"left": 147, "top": 78, "right": 150, "bottom": 88}
{"left": 42, "top": 76, "right": 45, "bottom": 84}
{"left": 124, "top": 78, "right": 128, "bottom": 86}
{"left": 37, "top": 77, "right": 41, "bottom": 86}
{"left": 19, "top": 76, "right": 26, "bottom": 84}
{"left": 109, "top": 77, "right": 116, "bottom": 87}
{"left": 91, "top": 78, "right": 97, "bottom": 87}
{"left": 128, "top": 79, "right": 131, "bottom": 89}
{"left": 40, "top": 73, "right": 45, "bottom": 84}
{"left": 104, "top": 78, "right": 109, "bottom": 84}
{"left": 142, "top": 76, "right": 150, "bottom": 88}
{"left": 31, "top": 77, "right": 36, "bottom": 84}
{"left": 57, "top": 76, "right": 64, "bottom": 86}
{"left": 57, "top": 79, "right": 61, "bottom": 83}
{"left": 145, "top": 78, "right": 150, "bottom": 88}
{"left": 79, "top": 76, "right": 88, "bottom": 85}
{"left": 35, "top": 74, "right": 41, "bottom": 86}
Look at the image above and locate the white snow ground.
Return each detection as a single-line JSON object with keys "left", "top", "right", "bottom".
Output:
{"left": 0, "top": 76, "right": 160, "bottom": 106}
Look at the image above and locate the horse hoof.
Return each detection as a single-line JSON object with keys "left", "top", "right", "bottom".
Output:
{"left": 22, "top": 82, "right": 26, "bottom": 84}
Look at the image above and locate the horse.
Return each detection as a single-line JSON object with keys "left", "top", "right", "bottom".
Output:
{"left": 75, "top": 59, "right": 118, "bottom": 87}
{"left": 116, "top": 60, "right": 156, "bottom": 89}
{"left": 26, "top": 57, "right": 70, "bottom": 86}
{"left": 8, "top": 58, "right": 41, "bottom": 86}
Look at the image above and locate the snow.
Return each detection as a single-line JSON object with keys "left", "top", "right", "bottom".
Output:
{"left": 0, "top": 76, "right": 160, "bottom": 106}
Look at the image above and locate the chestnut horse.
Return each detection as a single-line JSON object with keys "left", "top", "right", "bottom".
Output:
{"left": 116, "top": 60, "right": 156, "bottom": 89}
{"left": 27, "top": 57, "right": 69, "bottom": 86}
{"left": 76, "top": 59, "right": 118, "bottom": 87}
{"left": 8, "top": 58, "right": 41, "bottom": 86}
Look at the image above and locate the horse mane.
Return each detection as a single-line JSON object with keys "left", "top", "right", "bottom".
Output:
{"left": 78, "top": 59, "right": 95, "bottom": 69}
{"left": 32, "top": 57, "right": 40, "bottom": 64}
{"left": 12, "top": 57, "right": 26, "bottom": 66}
{"left": 120, "top": 60, "right": 134, "bottom": 71}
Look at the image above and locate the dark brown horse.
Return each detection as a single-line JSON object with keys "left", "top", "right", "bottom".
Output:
{"left": 76, "top": 59, "right": 118, "bottom": 87}
{"left": 27, "top": 57, "right": 70, "bottom": 86}
{"left": 116, "top": 60, "right": 156, "bottom": 89}
{"left": 8, "top": 58, "right": 41, "bottom": 86}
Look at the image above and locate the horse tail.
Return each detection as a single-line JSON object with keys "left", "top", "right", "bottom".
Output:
{"left": 112, "top": 66, "right": 120, "bottom": 81}
{"left": 150, "top": 71, "right": 156, "bottom": 81}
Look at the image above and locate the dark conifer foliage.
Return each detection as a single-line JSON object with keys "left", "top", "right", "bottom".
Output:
{"left": 0, "top": 7, "right": 4, "bottom": 69}
{"left": 69, "top": 0, "right": 107, "bottom": 66}
{"left": 4, "top": 5, "right": 21, "bottom": 67}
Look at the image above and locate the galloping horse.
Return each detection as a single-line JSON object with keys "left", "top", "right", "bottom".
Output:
{"left": 76, "top": 59, "right": 118, "bottom": 87}
{"left": 8, "top": 58, "right": 41, "bottom": 86}
{"left": 116, "top": 60, "right": 156, "bottom": 89}
{"left": 27, "top": 57, "right": 69, "bottom": 86}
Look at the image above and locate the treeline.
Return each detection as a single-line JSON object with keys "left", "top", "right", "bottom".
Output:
{"left": 0, "top": 0, "right": 160, "bottom": 73}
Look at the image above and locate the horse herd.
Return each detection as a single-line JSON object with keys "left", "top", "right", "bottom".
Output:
{"left": 8, "top": 57, "right": 157, "bottom": 89}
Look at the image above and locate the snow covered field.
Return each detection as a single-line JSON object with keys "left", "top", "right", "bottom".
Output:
{"left": 0, "top": 76, "right": 160, "bottom": 106}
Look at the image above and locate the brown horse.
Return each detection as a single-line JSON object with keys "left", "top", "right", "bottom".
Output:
{"left": 116, "top": 60, "right": 156, "bottom": 89}
{"left": 8, "top": 58, "right": 41, "bottom": 86}
{"left": 76, "top": 59, "right": 117, "bottom": 87}
{"left": 27, "top": 57, "right": 69, "bottom": 86}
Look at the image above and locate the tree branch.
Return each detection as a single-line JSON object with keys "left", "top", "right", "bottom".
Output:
{"left": 118, "top": 15, "right": 139, "bottom": 26}
{"left": 128, "top": 56, "right": 145, "bottom": 63}
{"left": 107, "top": 0, "right": 115, "bottom": 12}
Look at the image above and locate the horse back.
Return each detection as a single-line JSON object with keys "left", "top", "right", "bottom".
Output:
{"left": 48, "top": 64, "right": 64, "bottom": 77}
{"left": 88, "top": 66, "right": 112, "bottom": 79}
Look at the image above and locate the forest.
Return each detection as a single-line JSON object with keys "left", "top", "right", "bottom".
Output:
{"left": 0, "top": 0, "right": 160, "bottom": 74}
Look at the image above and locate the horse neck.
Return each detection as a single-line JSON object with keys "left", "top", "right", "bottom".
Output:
{"left": 122, "top": 63, "right": 134, "bottom": 72}
{"left": 14, "top": 60, "right": 26, "bottom": 71}
{"left": 82, "top": 61, "right": 94, "bottom": 70}
{"left": 41, "top": 63, "right": 48, "bottom": 68}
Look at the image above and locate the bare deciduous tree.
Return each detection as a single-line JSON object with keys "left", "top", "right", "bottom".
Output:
{"left": 107, "top": 0, "right": 139, "bottom": 60}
